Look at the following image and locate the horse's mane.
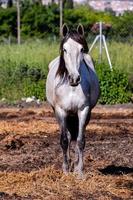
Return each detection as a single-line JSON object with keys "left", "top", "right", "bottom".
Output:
{"left": 56, "top": 30, "right": 89, "bottom": 78}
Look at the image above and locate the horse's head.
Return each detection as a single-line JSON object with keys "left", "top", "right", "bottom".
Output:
{"left": 57, "top": 24, "right": 89, "bottom": 87}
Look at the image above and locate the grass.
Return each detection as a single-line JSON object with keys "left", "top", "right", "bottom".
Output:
{"left": 0, "top": 40, "right": 58, "bottom": 102}
{"left": 90, "top": 40, "right": 133, "bottom": 74}
{"left": 0, "top": 40, "right": 59, "bottom": 75}
{"left": 0, "top": 39, "right": 132, "bottom": 102}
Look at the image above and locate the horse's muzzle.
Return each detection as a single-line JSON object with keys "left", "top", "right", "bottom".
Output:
{"left": 68, "top": 75, "right": 81, "bottom": 87}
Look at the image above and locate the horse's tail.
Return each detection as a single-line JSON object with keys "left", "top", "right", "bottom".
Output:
{"left": 66, "top": 114, "right": 79, "bottom": 141}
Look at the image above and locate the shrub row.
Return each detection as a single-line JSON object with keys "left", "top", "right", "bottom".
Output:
{"left": 0, "top": 59, "right": 131, "bottom": 104}
{"left": 96, "top": 63, "right": 132, "bottom": 104}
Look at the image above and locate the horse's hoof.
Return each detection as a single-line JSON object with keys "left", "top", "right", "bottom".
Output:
{"left": 62, "top": 164, "right": 69, "bottom": 174}
{"left": 75, "top": 172, "right": 84, "bottom": 180}
{"left": 74, "top": 168, "right": 84, "bottom": 179}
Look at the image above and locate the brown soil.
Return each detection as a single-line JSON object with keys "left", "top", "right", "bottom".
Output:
{"left": 0, "top": 103, "right": 133, "bottom": 200}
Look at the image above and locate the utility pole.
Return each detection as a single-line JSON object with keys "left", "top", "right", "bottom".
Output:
{"left": 59, "top": 0, "right": 63, "bottom": 37}
{"left": 17, "top": 0, "right": 21, "bottom": 44}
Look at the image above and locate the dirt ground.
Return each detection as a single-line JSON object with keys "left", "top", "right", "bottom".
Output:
{"left": 0, "top": 103, "right": 133, "bottom": 200}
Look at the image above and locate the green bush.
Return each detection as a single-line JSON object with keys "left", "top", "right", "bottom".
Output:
{"left": 0, "top": 64, "right": 46, "bottom": 101}
{"left": 96, "top": 63, "right": 132, "bottom": 104}
{"left": 22, "top": 78, "right": 45, "bottom": 100}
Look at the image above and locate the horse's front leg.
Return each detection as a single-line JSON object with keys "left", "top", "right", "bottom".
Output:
{"left": 74, "top": 106, "right": 90, "bottom": 177}
{"left": 55, "top": 106, "right": 70, "bottom": 173}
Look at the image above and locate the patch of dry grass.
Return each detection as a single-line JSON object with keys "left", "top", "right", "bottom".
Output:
{"left": 0, "top": 167, "right": 132, "bottom": 199}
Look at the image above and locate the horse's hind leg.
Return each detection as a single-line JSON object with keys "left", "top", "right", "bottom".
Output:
{"left": 55, "top": 106, "right": 70, "bottom": 173}
{"left": 74, "top": 106, "right": 90, "bottom": 177}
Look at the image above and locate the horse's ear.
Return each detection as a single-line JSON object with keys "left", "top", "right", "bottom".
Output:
{"left": 62, "top": 24, "right": 69, "bottom": 37}
{"left": 77, "top": 24, "right": 84, "bottom": 36}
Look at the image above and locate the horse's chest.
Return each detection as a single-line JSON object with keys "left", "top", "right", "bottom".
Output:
{"left": 55, "top": 86, "right": 88, "bottom": 111}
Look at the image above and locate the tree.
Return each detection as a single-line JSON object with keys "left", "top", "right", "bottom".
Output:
{"left": 7, "top": 0, "right": 13, "bottom": 7}
{"left": 32, "top": 0, "right": 42, "bottom": 5}
{"left": 63, "top": 0, "right": 73, "bottom": 9}
{"left": 17, "top": 0, "right": 21, "bottom": 44}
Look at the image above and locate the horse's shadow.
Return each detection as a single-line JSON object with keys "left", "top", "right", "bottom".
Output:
{"left": 99, "top": 165, "right": 133, "bottom": 175}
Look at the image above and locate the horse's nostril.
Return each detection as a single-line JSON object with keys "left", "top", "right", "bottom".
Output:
{"left": 77, "top": 76, "right": 81, "bottom": 83}
{"left": 68, "top": 75, "right": 71, "bottom": 80}
{"left": 68, "top": 75, "right": 73, "bottom": 83}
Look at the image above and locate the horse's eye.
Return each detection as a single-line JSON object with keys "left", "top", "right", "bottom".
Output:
{"left": 81, "top": 48, "right": 84, "bottom": 53}
{"left": 63, "top": 48, "right": 67, "bottom": 53}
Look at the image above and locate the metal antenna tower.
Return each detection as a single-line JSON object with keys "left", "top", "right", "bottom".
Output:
{"left": 89, "top": 21, "right": 113, "bottom": 70}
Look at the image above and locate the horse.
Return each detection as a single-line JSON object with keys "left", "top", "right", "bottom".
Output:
{"left": 46, "top": 24, "right": 100, "bottom": 177}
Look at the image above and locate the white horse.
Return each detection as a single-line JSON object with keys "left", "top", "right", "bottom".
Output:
{"left": 46, "top": 24, "right": 100, "bottom": 177}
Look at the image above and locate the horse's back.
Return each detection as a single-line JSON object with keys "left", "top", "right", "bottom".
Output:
{"left": 84, "top": 54, "right": 100, "bottom": 108}
{"left": 46, "top": 57, "right": 60, "bottom": 106}
{"left": 83, "top": 54, "right": 95, "bottom": 72}
{"left": 48, "top": 56, "right": 60, "bottom": 70}
{"left": 81, "top": 58, "right": 100, "bottom": 109}
{"left": 87, "top": 64, "right": 100, "bottom": 109}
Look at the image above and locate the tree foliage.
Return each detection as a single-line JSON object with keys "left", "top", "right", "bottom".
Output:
{"left": 0, "top": 4, "right": 133, "bottom": 39}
